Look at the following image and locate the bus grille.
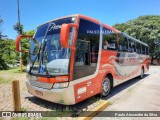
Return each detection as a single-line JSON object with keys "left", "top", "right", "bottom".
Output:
{"left": 29, "top": 80, "right": 53, "bottom": 89}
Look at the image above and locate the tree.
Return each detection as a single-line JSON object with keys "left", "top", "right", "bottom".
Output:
{"left": 0, "top": 17, "right": 36, "bottom": 69}
{"left": 13, "top": 21, "right": 35, "bottom": 65}
{"left": 0, "top": 39, "right": 9, "bottom": 69}
{"left": 0, "top": 16, "right": 3, "bottom": 39}
{"left": 0, "top": 17, "right": 9, "bottom": 69}
{"left": 113, "top": 15, "right": 160, "bottom": 63}
{"left": 1, "top": 39, "right": 17, "bottom": 65}
{"left": 21, "top": 30, "right": 35, "bottom": 65}
{"left": 13, "top": 22, "right": 23, "bottom": 34}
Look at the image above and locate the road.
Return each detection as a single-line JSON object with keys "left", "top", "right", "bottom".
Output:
{"left": 93, "top": 65, "right": 160, "bottom": 120}
{"left": 0, "top": 66, "right": 160, "bottom": 119}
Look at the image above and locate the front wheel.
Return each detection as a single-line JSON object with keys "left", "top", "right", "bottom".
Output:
{"left": 101, "top": 77, "right": 111, "bottom": 97}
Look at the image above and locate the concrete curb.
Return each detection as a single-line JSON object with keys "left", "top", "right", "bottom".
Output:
{"left": 78, "top": 100, "right": 109, "bottom": 120}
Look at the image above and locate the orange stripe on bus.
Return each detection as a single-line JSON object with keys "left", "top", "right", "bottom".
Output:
{"left": 37, "top": 76, "right": 69, "bottom": 84}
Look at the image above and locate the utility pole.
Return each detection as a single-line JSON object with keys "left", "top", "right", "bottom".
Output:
{"left": 17, "top": 0, "right": 22, "bottom": 73}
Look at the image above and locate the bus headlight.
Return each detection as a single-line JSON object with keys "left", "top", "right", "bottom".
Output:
{"left": 26, "top": 64, "right": 30, "bottom": 72}
{"left": 53, "top": 82, "right": 69, "bottom": 89}
{"left": 26, "top": 63, "right": 31, "bottom": 72}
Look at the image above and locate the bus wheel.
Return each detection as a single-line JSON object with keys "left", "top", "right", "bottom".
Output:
{"left": 101, "top": 77, "right": 111, "bottom": 97}
{"left": 140, "top": 68, "right": 144, "bottom": 78}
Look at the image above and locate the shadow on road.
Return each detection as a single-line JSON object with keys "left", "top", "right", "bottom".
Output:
{"left": 25, "top": 74, "right": 150, "bottom": 116}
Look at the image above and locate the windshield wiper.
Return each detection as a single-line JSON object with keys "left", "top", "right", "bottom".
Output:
{"left": 29, "top": 38, "right": 50, "bottom": 78}
{"left": 41, "top": 40, "right": 50, "bottom": 78}
{"left": 28, "top": 39, "right": 42, "bottom": 74}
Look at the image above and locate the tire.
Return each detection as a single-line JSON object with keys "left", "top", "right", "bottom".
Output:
{"left": 101, "top": 77, "right": 111, "bottom": 97}
{"left": 140, "top": 68, "right": 144, "bottom": 79}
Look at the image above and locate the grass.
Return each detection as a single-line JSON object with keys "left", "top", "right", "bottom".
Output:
{"left": 108, "top": 101, "right": 113, "bottom": 105}
{"left": 51, "top": 106, "right": 73, "bottom": 117}
{"left": 0, "top": 76, "right": 10, "bottom": 84}
{"left": 20, "top": 107, "right": 27, "bottom": 112}
{"left": 11, "top": 117, "right": 57, "bottom": 120}
{"left": 39, "top": 118, "right": 57, "bottom": 120}
{"left": 11, "top": 118, "right": 30, "bottom": 120}
{"left": 0, "top": 66, "right": 26, "bottom": 73}
{"left": 0, "top": 66, "right": 26, "bottom": 84}
{"left": 128, "top": 88, "right": 133, "bottom": 93}
{"left": 7, "top": 66, "right": 26, "bottom": 73}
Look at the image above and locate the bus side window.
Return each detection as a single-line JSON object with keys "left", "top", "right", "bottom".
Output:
{"left": 131, "top": 41, "right": 136, "bottom": 52}
{"left": 136, "top": 42, "right": 141, "bottom": 54}
{"left": 102, "top": 27, "right": 118, "bottom": 51}
{"left": 132, "top": 44, "right": 136, "bottom": 52}
{"left": 146, "top": 47, "right": 149, "bottom": 55}
{"left": 128, "top": 40, "right": 136, "bottom": 52}
{"left": 118, "top": 34, "right": 128, "bottom": 52}
{"left": 142, "top": 45, "right": 146, "bottom": 55}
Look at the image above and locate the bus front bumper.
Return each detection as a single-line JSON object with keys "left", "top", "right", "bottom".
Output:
{"left": 26, "top": 82, "right": 76, "bottom": 105}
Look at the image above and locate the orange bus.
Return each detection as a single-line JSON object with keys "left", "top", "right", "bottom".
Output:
{"left": 16, "top": 14, "right": 150, "bottom": 105}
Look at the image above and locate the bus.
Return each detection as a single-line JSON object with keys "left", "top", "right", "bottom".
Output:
{"left": 16, "top": 14, "right": 151, "bottom": 105}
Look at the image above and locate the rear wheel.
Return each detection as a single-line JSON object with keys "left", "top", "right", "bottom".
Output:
{"left": 101, "top": 77, "right": 111, "bottom": 97}
{"left": 140, "top": 68, "right": 144, "bottom": 78}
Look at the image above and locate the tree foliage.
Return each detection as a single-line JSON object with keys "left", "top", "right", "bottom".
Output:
{"left": 13, "top": 21, "right": 35, "bottom": 65}
{"left": 13, "top": 22, "right": 23, "bottom": 34}
{"left": 113, "top": 15, "right": 160, "bottom": 62}
{"left": 0, "top": 16, "right": 3, "bottom": 39}
{"left": 21, "top": 30, "right": 35, "bottom": 65}
{"left": 0, "top": 17, "right": 9, "bottom": 69}
{"left": 0, "top": 17, "right": 17, "bottom": 69}
{"left": 0, "top": 16, "right": 36, "bottom": 69}
{"left": 0, "top": 38, "right": 17, "bottom": 68}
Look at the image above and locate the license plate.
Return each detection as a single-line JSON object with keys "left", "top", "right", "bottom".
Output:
{"left": 35, "top": 90, "right": 43, "bottom": 96}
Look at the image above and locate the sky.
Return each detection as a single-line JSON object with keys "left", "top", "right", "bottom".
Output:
{"left": 0, "top": 0, "right": 160, "bottom": 39}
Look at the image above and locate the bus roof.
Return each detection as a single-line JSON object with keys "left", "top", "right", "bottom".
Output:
{"left": 37, "top": 14, "right": 77, "bottom": 28}
{"left": 121, "top": 32, "right": 148, "bottom": 47}
{"left": 36, "top": 14, "right": 148, "bottom": 47}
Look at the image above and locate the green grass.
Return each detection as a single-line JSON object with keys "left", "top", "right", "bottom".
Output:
{"left": 0, "top": 76, "right": 10, "bottom": 84}
{"left": 50, "top": 108, "right": 72, "bottom": 117}
{"left": 11, "top": 117, "right": 30, "bottom": 120}
{"left": 11, "top": 117, "right": 57, "bottom": 120}
{"left": 0, "top": 66, "right": 26, "bottom": 84}
{"left": 35, "top": 117, "right": 57, "bottom": 120}
{"left": 20, "top": 107, "right": 27, "bottom": 112}
{"left": 128, "top": 88, "right": 133, "bottom": 93}
{"left": 108, "top": 101, "right": 113, "bottom": 105}
{"left": 7, "top": 66, "right": 26, "bottom": 73}
{"left": 0, "top": 66, "right": 26, "bottom": 74}
{"left": 39, "top": 117, "right": 57, "bottom": 120}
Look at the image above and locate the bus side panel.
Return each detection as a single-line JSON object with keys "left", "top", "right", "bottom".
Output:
{"left": 99, "top": 50, "right": 151, "bottom": 87}
{"left": 73, "top": 50, "right": 150, "bottom": 104}
{"left": 73, "top": 49, "right": 117, "bottom": 103}
{"left": 99, "top": 50, "right": 123, "bottom": 79}
{"left": 73, "top": 76, "right": 102, "bottom": 103}
{"left": 142, "top": 56, "right": 151, "bottom": 73}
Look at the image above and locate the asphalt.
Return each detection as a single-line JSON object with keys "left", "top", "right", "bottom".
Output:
{"left": 93, "top": 66, "right": 160, "bottom": 120}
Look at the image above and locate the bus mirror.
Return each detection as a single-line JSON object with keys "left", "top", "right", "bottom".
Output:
{"left": 16, "top": 35, "right": 33, "bottom": 52}
{"left": 60, "top": 23, "right": 78, "bottom": 48}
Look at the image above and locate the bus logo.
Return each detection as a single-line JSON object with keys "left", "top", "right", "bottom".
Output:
{"left": 48, "top": 23, "right": 61, "bottom": 31}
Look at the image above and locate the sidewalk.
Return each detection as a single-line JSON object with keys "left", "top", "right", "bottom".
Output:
{"left": 93, "top": 66, "right": 160, "bottom": 120}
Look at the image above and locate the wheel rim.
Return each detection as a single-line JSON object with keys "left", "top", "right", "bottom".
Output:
{"left": 102, "top": 78, "right": 110, "bottom": 95}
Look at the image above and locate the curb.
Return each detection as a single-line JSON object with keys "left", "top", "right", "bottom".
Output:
{"left": 78, "top": 100, "right": 109, "bottom": 120}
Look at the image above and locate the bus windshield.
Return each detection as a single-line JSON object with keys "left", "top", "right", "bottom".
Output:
{"left": 28, "top": 17, "right": 75, "bottom": 76}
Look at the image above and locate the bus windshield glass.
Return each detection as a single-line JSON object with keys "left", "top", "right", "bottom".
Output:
{"left": 28, "top": 17, "right": 76, "bottom": 76}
